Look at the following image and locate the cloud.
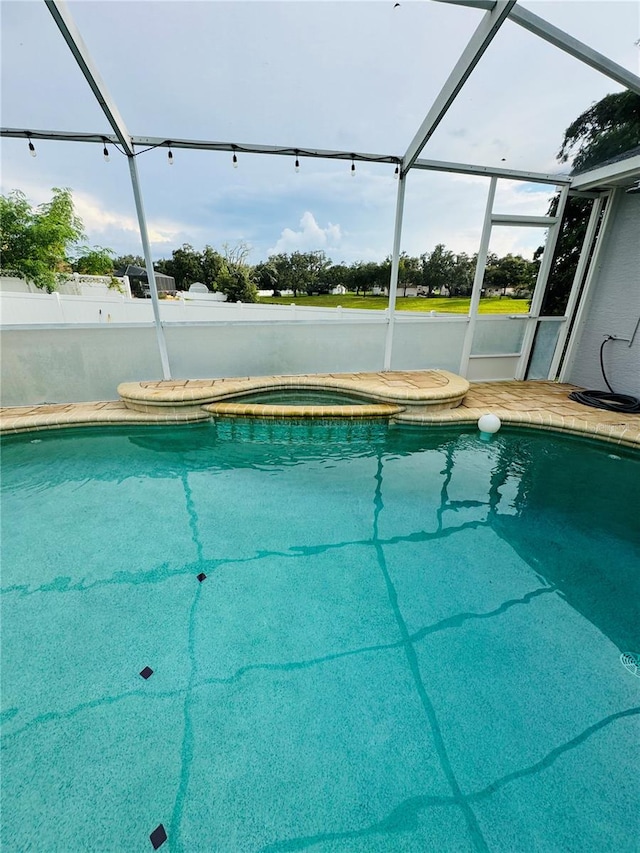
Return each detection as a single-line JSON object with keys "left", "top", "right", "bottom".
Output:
{"left": 73, "top": 191, "right": 178, "bottom": 247}
{"left": 268, "top": 211, "right": 342, "bottom": 255}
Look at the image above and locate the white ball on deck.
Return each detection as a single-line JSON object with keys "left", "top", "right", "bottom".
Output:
{"left": 478, "top": 413, "right": 501, "bottom": 434}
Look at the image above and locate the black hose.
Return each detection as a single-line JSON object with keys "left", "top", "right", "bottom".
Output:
{"left": 568, "top": 338, "right": 640, "bottom": 413}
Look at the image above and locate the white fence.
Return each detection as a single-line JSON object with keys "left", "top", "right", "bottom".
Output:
{"left": 0, "top": 274, "right": 131, "bottom": 299}
{"left": 0, "top": 289, "right": 391, "bottom": 326}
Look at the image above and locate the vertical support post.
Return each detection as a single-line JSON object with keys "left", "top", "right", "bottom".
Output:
{"left": 558, "top": 188, "right": 618, "bottom": 383}
{"left": 458, "top": 176, "right": 497, "bottom": 377}
{"left": 128, "top": 154, "right": 171, "bottom": 380}
{"left": 383, "top": 174, "right": 407, "bottom": 371}
{"left": 515, "top": 183, "right": 569, "bottom": 380}
{"left": 546, "top": 194, "right": 604, "bottom": 380}
{"left": 54, "top": 291, "right": 66, "bottom": 323}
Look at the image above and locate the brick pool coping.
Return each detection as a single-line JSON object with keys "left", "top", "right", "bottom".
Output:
{"left": 1, "top": 374, "right": 639, "bottom": 448}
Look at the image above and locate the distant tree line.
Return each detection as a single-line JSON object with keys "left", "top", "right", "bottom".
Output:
{"left": 140, "top": 243, "right": 539, "bottom": 302}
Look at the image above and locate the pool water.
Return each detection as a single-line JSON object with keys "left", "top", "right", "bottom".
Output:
{"left": 1, "top": 422, "right": 639, "bottom": 852}
{"left": 232, "top": 389, "right": 371, "bottom": 405}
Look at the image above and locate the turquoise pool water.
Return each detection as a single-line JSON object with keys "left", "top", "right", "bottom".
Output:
{"left": 1, "top": 421, "right": 639, "bottom": 852}
{"left": 231, "top": 389, "right": 371, "bottom": 405}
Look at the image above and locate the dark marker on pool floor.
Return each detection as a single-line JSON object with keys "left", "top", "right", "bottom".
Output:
{"left": 197, "top": 572, "right": 207, "bottom": 582}
{"left": 150, "top": 823, "right": 167, "bottom": 849}
{"left": 140, "top": 666, "right": 154, "bottom": 679}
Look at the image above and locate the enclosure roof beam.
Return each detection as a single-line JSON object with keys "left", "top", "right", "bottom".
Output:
{"left": 433, "top": 0, "right": 640, "bottom": 95}
{"left": 128, "top": 137, "right": 401, "bottom": 165}
{"left": 1, "top": 127, "right": 574, "bottom": 185}
{"left": 411, "top": 156, "right": 570, "bottom": 184}
{"left": 509, "top": 5, "right": 640, "bottom": 96}
{"left": 402, "top": 1, "right": 516, "bottom": 175}
{"left": 0, "top": 128, "right": 400, "bottom": 165}
{"left": 44, "top": 0, "right": 134, "bottom": 155}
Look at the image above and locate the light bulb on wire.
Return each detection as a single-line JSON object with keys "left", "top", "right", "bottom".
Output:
{"left": 102, "top": 139, "right": 110, "bottom": 162}
{"left": 167, "top": 144, "right": 174, "bottom": 166}
{"left": 351, "top": 158, "right": 356, "bottom": 177}
{"left": 232, "top": 149, "right": 238, "bottom": 168}
{"left": 295, "top": 152, "right": 300, "bottom": 173}
{"left": 394, "top": 164, "right": 399, "bottom": 179}
{"left": 27, "top": 135, "right": 36, "bottom": 158}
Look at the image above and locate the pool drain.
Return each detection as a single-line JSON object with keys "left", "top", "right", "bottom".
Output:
{"left": 620, "top": 652, "right": 640, "bottom": 676}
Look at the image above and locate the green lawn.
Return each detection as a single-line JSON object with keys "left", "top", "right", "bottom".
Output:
{"left": 258, "top": 294, "right": 530, "bottom": 314}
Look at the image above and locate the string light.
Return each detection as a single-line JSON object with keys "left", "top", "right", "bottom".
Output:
{"left": 294, "top": 151, "right": 300, "bottom": 173}
{"left": 351, "top": 157, "right": 356, "bottom": 177}
{"left": 102, "top": 138, "right": 110, "bottom": 162}
{"left": 167, "top": 144, "right": 174, "bottom": 165}
{"left": 26, "top": 133, "right": 36, "bottom": 158}
{"left": 232, "top": 146, "right": 238, "bottom": 168}
{"left": 394, "top": 164, "right": 399, "bottom": 179}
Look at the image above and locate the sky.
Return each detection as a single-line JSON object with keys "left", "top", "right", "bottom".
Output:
{"left": 1, "top": 0, "right": 639, "bottom": 266}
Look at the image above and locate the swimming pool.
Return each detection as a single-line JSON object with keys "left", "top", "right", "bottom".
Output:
{"left": 1, "top": 421, "right": 639, "bottom": 851}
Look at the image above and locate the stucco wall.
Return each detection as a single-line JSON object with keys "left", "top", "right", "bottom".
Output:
{"left": 565, "top": 192, "right": 640, "bottom": 396}
{"left": 0, "top": 326, "right": 163, "bottom": 406}
{"left": 0, "top": 318, "right": 472, "bottom": 407}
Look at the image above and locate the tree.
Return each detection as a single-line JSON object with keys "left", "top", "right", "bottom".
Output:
{"left": 558, "top": 91, "right": 640, "bottom": 174}
{"left": 254, "top": 260, "right": 280, "bottom": 295}
{"left": 301, "top": 250, "right": 331, "bottom": 294}
{"left": 350, "top": 261, "right": 387, "bottom": 297}
{"left": 201, "top": 245, "right": 226, "bottom": 288}
{"left": 215, "top": 264, "right": 258, "bottom": 302}
{"left": 397, "top": 252, "right": 421, "bottom": 296}
{"left": 484, "top": 253, "right": 537, "bottom": 298}
{"left": 268, "top": 253, "right": 299, "bottom": 297}
{"left": 0, "top": 188, "right": 85, "bottom": 291}
{"left": 536, "top": 194, "right": 592, "bottom": 316}
{"left": 222, "top": 241, "right": 252, "bottom": 268}
{"left": 218, "top": 240, "right": 257, "bottom": 302}
{"left": 539, "top": 91, "right": 640, "bottom": 315}
{"left": 113, "top": 253, "right": 145, "bottom": 270}
{"left": 74, "top": 246, "right": 115, "bottom": 275}
{"left": 449, "top": 252, "right": 475, "bottom": 298}
{"left": 420, "top": 244, "right": 457, "bottom": 296}
{"left": 156, "top": 244, "right": 204, "bottom": 290}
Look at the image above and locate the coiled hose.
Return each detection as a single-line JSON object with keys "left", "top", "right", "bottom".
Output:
{"left": 568, "top": 338, "right": 640, "bottom": 413}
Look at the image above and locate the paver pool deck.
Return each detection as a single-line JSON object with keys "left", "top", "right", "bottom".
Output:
{"left": 1, "top": 370, "right": 639, "bottom": 448}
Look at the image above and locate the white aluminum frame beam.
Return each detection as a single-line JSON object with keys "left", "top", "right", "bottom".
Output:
{"left": 403, "top": 1, "right": 516, "bottom": 174}
{"left": 44, "top": 1, "right": 134, "bottom": 155}
{"left": 44, "top": 0, "right": 172, "bottom": 378}
{"left": 383, "top": 176, "right": 408, "bottom": 371}
{"left": 558, "top": 189, "right": 619, "bottom": 383}
{"left": 412, "top": 156, "right": 570, "bottom": 185}
{"left": 547, "top": 194, "right": 606, "bottom": 380}
{"left": 491, "top": 214, "right": 557, "bottom": 227}
{"left": 433, "top": 1, "right": 640, "bottom": 95}
{"left": 131, "top": 137, "right": 400, "bottom": 166}
{"left": 509, "top": 5, "right": 640, "bottom": 97}
{"left": 1, "top": 128, "right": 573, "bottom": 186}
{"left": 128, "top": 156, "right": 172, "bottom": 380}
{"left": 458, "top": 176, "right": 498, "bottom": 377}
{"left": 515, "top": 183, "right": 570, "bottom": 379}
